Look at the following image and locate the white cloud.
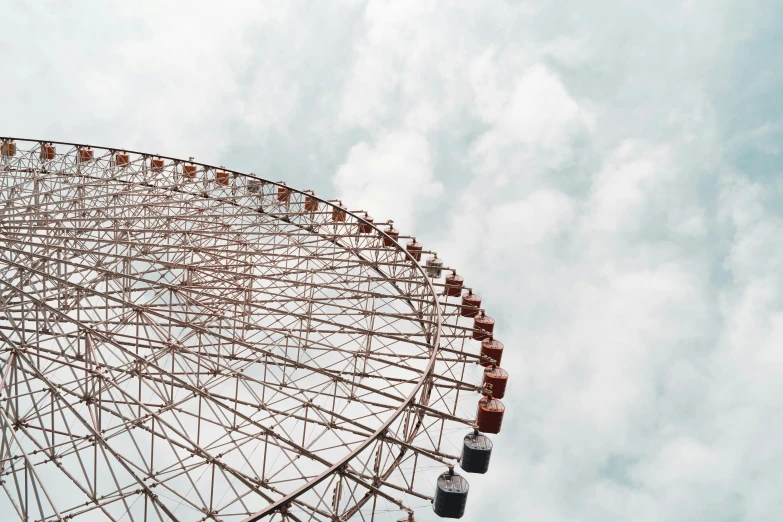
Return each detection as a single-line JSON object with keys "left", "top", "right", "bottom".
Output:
{"left": 586, "top": 141, "right": 673, "bottom": 234}
{"left": 0, "top": 1, "right": 291, "bottom": 161}
{"left": 469, "top": 63, "right": 594, "bottom": 184}
{"left": 333, "top": 113, "right": 442, "bottom": 231}
{"left": 485, "top": 189, "right": 575, "bottom": 248}
{"left": 337, "top": 0, "right": 441, "bottom": 129}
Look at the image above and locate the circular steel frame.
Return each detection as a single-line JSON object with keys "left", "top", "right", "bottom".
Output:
{"left": 0, "top": 137, "right": 488, "bottom": 522}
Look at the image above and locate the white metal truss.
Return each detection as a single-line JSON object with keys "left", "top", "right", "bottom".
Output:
{"left": 0, "top": 138, "right": 497, "bottom": 522}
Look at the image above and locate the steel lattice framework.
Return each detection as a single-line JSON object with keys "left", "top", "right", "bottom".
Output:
{"left": 0, "top": 138, "right": 496, "bottom": 522}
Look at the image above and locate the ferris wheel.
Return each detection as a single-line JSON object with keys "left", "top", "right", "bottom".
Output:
{"left": 0, "top": 138, "right": 508, "bottom": 522}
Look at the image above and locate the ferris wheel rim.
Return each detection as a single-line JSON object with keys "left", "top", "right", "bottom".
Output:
{"left": 0, "top": 136, "right": 446, "bottom": 520}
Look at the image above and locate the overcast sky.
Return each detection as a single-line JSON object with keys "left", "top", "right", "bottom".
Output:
{"left": 3, "top": 1, "right": 783, "bottom": 521}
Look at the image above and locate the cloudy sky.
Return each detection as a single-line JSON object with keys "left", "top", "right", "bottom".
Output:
{"left": 3, "top": 1, "right": 783, "bottom": 520}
